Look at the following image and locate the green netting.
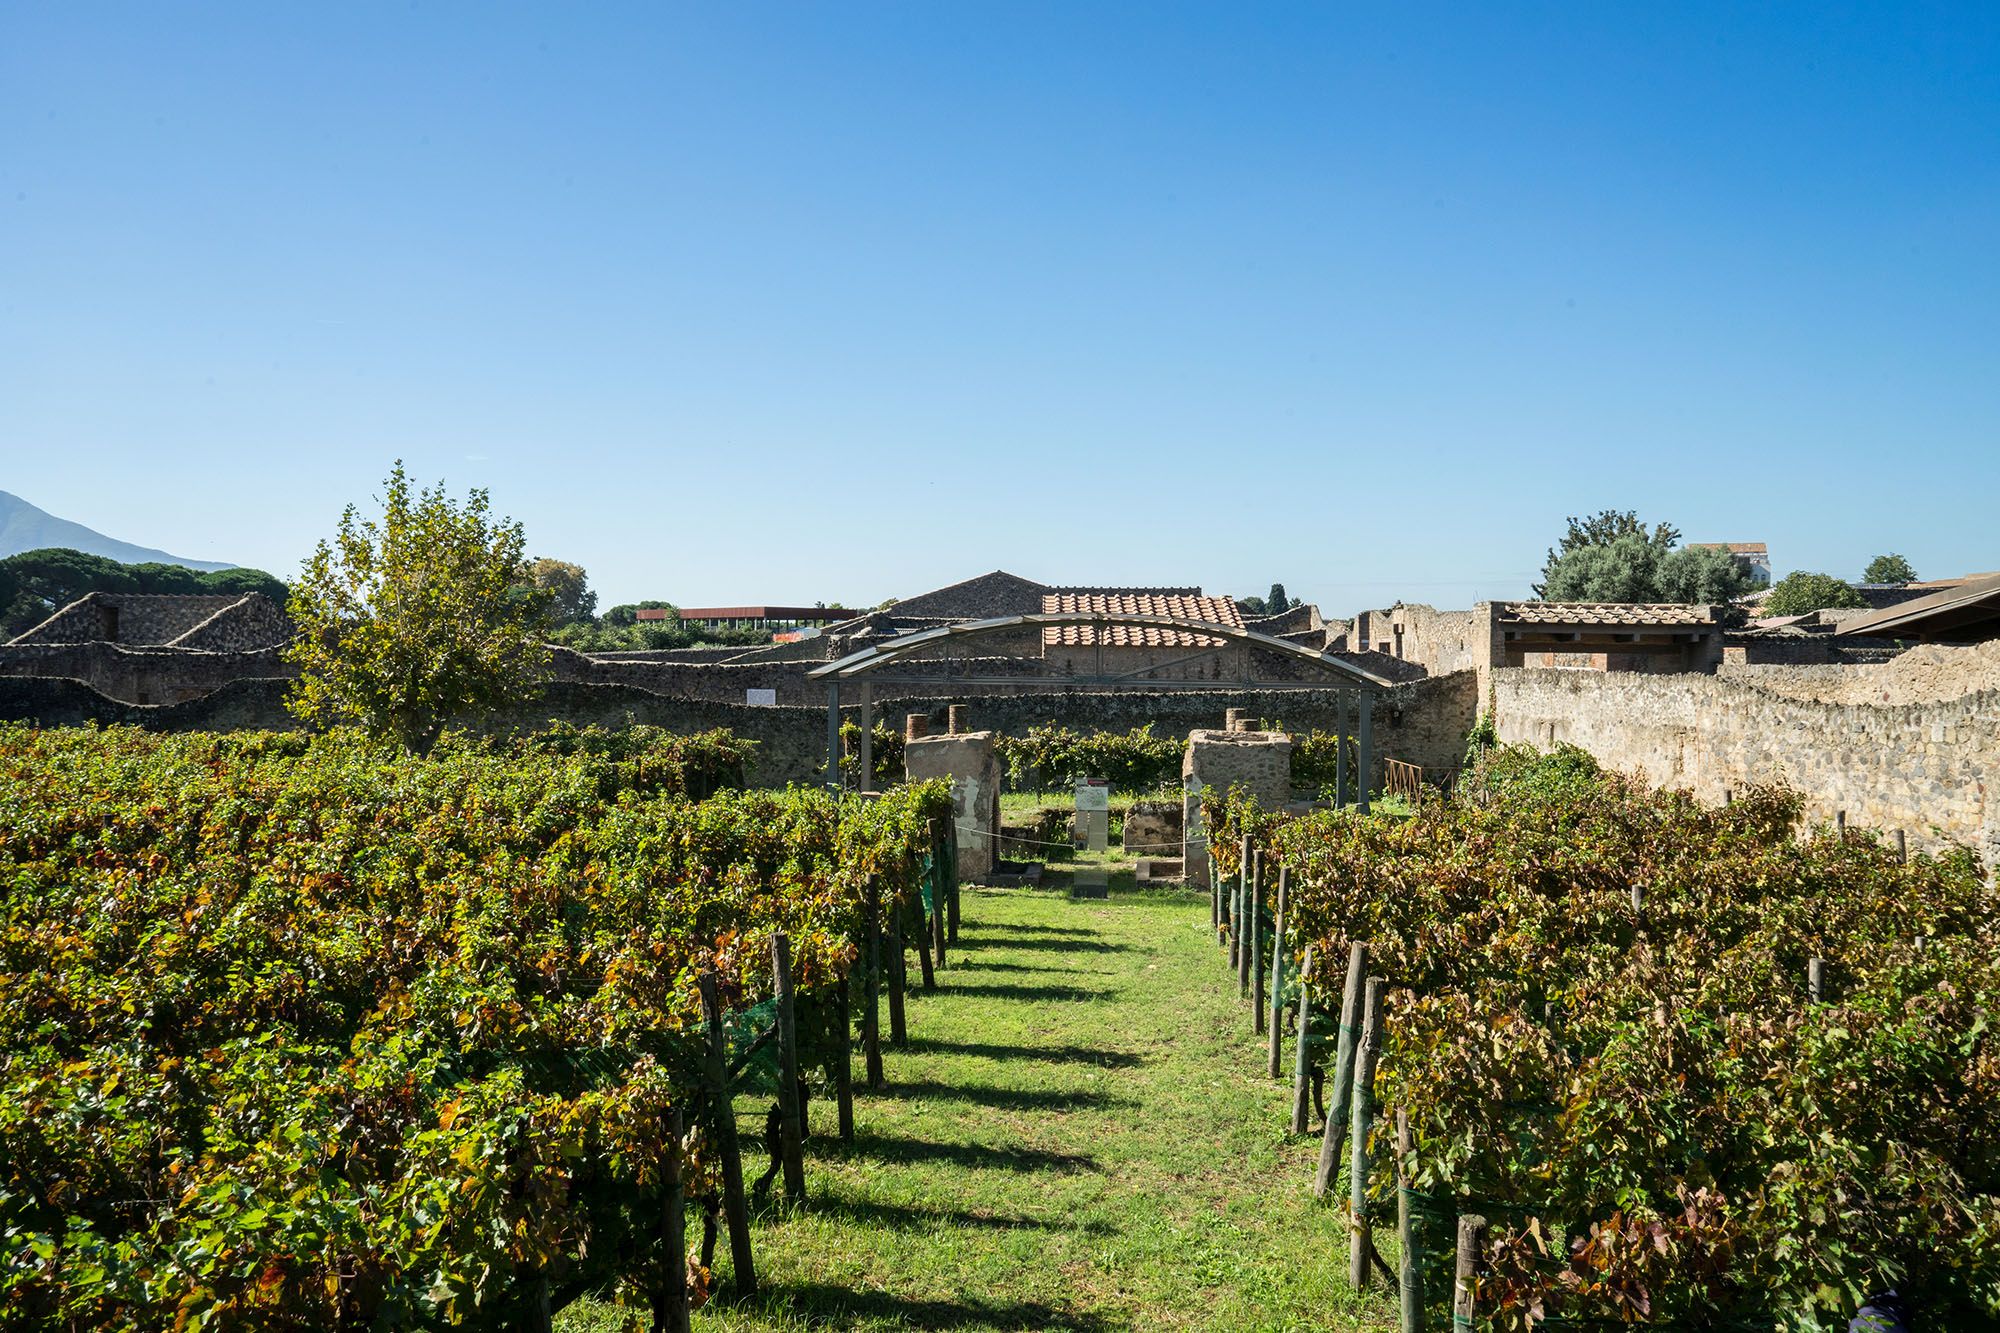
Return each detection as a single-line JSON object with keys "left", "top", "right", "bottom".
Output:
{"left": 723, "top": 996, "right": 784, "bottom": 1097}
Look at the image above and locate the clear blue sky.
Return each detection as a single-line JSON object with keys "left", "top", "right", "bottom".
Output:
{"left": 4, "top": 3, "right": 1996, "bottom": 615}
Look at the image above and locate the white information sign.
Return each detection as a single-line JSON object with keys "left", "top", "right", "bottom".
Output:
{"left": 1074, "top": 782, "right": 1111, "bottom": 812}
{"left": 744, "top": 688, "right": 778, "bottom": 707}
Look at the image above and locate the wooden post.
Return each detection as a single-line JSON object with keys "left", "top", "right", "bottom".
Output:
{"left": 1453, "top": 1214, "right": 1487, "bottom": 1325}
{"left": 946, "top": 820, "right": 960, "bottom": 944}
{"left": 1267, "top": 867, "right": 1288, "bottom": 1074}
{"left": 771, "top": 933, "right": 806, "bottom": 1204}
{"left": 1724, "top": 787, "right": 1733, "bottom": 805}
{"left": 932, "top": 880, "right": 948, "bottom": 972}
{"left": 1348, "top": 978, "right": 1387, "bottom": 1290}
{"left": 526, "top": 1278, "right": 553, "bottom": 1333}
{"left": 1396, "top": 1107, "right": 1419, "bottom": 1333}
{"left": 835, "top": 976, "right": 855, "bottom": 1140}
{"left": 698, "top": 972, "right": 756, "bottom": 1295}
{"left": 1357, "top": 694, "right": 1374, "bottom": 815}
{"left": 1335, "top": 692, "right": 1349, "bottom": 806}
{"left": 857, "top": 682, "right": 874, "bottom": 793}
{"left": 914, "top": 892, "right": 937, "bottom": 991}
{"left": 1629, "top": 883, "right": 1644, "bottom": 914}
{"left": 1290, "top": 945, "right": 1315, "bottom": 1134}
{"left": 1251, "top": 851, "right": 1266, "bottom": 1025}
{"left": 656, "top": 1103, "right": 690, "bottom": 1333}
{"left": 1809, "top": 956, "right": 1826, "bottom": 1004}
{"left": 1896, "top": 828, "right": 1908, "bottom": 863}
{"left": 888, "top": 895, "right": 909, "bottom": 1048}
{"left": 863, "top": 889, "right": 884, "bottom": 1089}
{"left": 1316, "top": 941, "right": 1367, "bottom": 1197}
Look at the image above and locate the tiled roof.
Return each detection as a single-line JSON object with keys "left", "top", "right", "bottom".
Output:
{"left": 1499, "top": 602, "right": 1719, "bottom": 627}
{"left": 1041, "top": 592, "right": 1244, "bottom": 648}
{"left": 1689, "top": 542, "right": 1768, "bottom": 556}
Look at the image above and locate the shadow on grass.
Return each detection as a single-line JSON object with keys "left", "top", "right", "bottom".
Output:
{"left": 967, "top": 937, "right": 1130, "bottom": 954}
{"left": 807, "top": 1194, "right": 1115, "bottom": 1237}
{"left": 904, "top": 1037, "right": 1146, "bottom": 1069}
{"left": 737, "top": 1283, "right": 1116, "bottom": 1331}
{"left": 942, "top": 981, "right": 1111, "bottom": 1003}
{"left": 866, "top": 1078, "right": 1136, "bottom": 1113}
{"left": 829, "top": 1130, "right": 1099, "bottom": 1175}
{"left": 948, "top": 959, "right": 1111, "bottom": 975}
{"left": 969, "top": 921, "right": 1100, "bottom": 937}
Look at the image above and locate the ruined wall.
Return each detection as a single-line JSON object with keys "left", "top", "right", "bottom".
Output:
{"left": 905, "top": 732, "right": 1002, "bottom": 880}
{"left": 0, "top": 643, "right": 294, "bottom": 705}
{"left": 1181, "top": 729, "right": 1293, "bottom": 885}
{"left": 1490, "top": 663, "right": 1998, "bottom": 868}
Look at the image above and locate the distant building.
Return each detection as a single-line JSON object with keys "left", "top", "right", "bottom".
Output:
{"left": 639, "top": 606, "right": 851, "bottom": 632}
{"left": 1688, "top": 542, "right": 1772, "bottom": 586}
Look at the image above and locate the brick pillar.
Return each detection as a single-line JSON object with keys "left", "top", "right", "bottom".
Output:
{"left": 947, "top": 704, "right": 968, "bottom": 735}
{"left": 1225, "top": 707, "right": 1253, "bottom": 732}
{"left": 905, "top": 713, "right": 929, "bottom": 741}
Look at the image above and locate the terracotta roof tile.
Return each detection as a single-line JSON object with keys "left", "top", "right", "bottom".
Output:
{"left": 1499, "top": 602, "right": 1718, "bottom": 627}
{"left": 1040, "top": 592, "right": 1243, "bottom": 648}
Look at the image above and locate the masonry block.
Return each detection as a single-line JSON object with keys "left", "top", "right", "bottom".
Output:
{"left": 905, "top": 731, "right": 1002, "bottom": 882}
{"left": 1181, "top": 728, "right": 1293, "bottom": 887}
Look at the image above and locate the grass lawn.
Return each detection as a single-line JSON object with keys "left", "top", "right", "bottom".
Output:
{"left": 558, "top": 883, "right": 1394, "bottom": 1331}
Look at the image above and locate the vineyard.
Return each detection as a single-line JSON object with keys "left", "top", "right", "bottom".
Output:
{"left": 1206, "top": 744, "right": 2000, "bottom": 1329}
{"left": 0, "top": 723, "right": 955, "bottom": 1330}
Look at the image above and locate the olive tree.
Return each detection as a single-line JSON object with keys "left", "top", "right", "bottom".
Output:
{"left": 1762, "top": 571, "right": 1868, "bottom": 618}
{"left": 285, "top": 463, "right": 549, "bottom": 753}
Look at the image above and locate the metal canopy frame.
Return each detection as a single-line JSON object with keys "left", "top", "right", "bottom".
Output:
{"left": 810, "top": 613, "right": 1393, "bottom": 803}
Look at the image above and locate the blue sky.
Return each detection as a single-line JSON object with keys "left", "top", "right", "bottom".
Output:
{"left": 4, "top": 3, "right": 1996, "bottom": 615}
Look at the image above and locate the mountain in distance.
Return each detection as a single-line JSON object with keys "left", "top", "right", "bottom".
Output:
{"left": 0, "top": 489, "right": 234, "bottom": 570}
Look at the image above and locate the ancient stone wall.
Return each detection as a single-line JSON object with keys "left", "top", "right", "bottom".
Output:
{"left": 0, "top": 642, "right": 294, "bottom": 705}
{"left": 1490, "top": 662, "right": 1998, "bottom": 868}
{"left": 1181, "top": 730, "right": 1293, "bottom": 886}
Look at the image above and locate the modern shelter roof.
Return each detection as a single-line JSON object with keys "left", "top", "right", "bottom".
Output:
{"left": 1838, "top": 572, "right": 2000, "bottom": 642}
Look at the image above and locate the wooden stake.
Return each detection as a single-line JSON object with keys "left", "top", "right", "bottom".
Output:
{"left": 1267, "top": 867, "right": 1288, "bottom": 1075}
{"left": 863, "top": 889, "right": 884, "bottom": 1090}
{"left": 945, "top": 821, "right": 961, "bottom": 944}
{"left": 1453, "top": 1214, "right": 1487, "bottom": 1325}
{"left": 1896, "top": 828, "right": 1908, "bottom": 863}
{"left": 1290, "top": 945, "right": 1315, "bottom": 1134}
{"left": 1251, "top": 851, "right": 1266, "bottom": 1023}
{"left": 1348, "top": 977, "right": 1387, "bottom": 1290}
{"left": 656, "top": 1103, "right": 690, "bottom": 1333}
{"left": 888, "top": 894, "right": 908, "bottom": 1048}
{"left": 698, "top": 972, "right": 756, "bottom": 1295}
{"left": 835, "top": 976, "right": 855, "bottom": 1140}
{"left": 914, "top": 891, "right": 937, "bottom": 991}
{"left": 771, "top": 933, "right": 806, "bottom": 1204}
{"left": 1316, "top": 941, "right": 1367, "bottom": 1197}
{"left": 1396, "top": 1107, "right": 1420, "bottom": 1333}
{"left": 1809, "top": 956, "right": 1826, "bottom": 1004}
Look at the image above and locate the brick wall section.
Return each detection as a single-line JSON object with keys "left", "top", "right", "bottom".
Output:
{"left": 1181, "top": 730, "right": 1293, "bottom": 886}
{"left": 905, "top": 732, "right": 1002, "bottom": 880}
{"left": 1490, "top": 666, "right": 1998, "bottom": 869}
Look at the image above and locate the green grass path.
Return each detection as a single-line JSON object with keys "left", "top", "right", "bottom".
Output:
{"left": 565, "top": 884, "right": 1393, "bottom": 1331}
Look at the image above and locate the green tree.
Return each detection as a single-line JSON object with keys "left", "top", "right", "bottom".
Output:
{"left": 1540, "top": 533, "right": 1665, "bottom": 602}
{"left": 1535, "top": 510, "right": 1680, "bottom": 597}
{"left": 198, "top": 566, "right": 290, "bottom": 602}
{"left": 1762, "top": 571, "right": 1868, "bottom": 617}
{"left": 284, "top": 463, "right": 549, "bottom": 753}
{"left": 1655, "top": 544, "right": 1756, "bottom": 604}
{"left": 1266, "top": 583, "right": 1291, "bottom": 615}
{"left": 525, "top": 557, "right": 597, "bottom": 628}
{"left": 1862, "top": 553, "right": 1917, "bottom": 585}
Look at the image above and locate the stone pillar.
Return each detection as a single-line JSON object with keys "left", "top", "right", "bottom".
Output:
{"left": 1226, "top": 707, "right": 1254, "bottom": 732}
{"left": 1182, "top": 728, "right": 1294, "bottom": 886}
{"left": 905, "top": 713, "right": 929, "bottom": 742}
{"left": 947, "top": 704, "right": 968, "bottom": 735}
{"left": 905, "top": 732, "right": 1001, "bottom": 882}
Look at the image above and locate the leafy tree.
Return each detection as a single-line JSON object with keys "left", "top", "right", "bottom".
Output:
{"left": 197, "top": 566, "right": 290, "bottom": 602}
{"left": 1266, "top": 583, "right": 1291, "bottom": 615}
{"left": 1535, "top": 510, "right": 1680, "bottom": 597}
{"left": 1762, "top": 571, "right": 1868, "bottom": 618}
{"left": 525, "top": 557, "right": 597, "bottom": 628}
{"left": 1655, "top": 544, "right": 1757, "bottom": 604}
{"left": 284, "top": 463, "right": 549, "bottom": 753}
{"left": 1540, "top": 533, "right": 1665, "bottom": 602}
{"left": 1862, "top": 553, "right": 1917, "bottom": 585}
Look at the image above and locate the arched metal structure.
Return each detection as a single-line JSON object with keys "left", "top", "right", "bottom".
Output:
{"left": 807, "top": 612, "right": 1394, "bottom": 804}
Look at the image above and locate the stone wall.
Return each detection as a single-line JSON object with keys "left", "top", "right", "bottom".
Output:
{"left": 1490, "top": 663, "right": 1998, "bottom": 868}
{"left": 0, "top": 643, "right": 294, "bottom": 705}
